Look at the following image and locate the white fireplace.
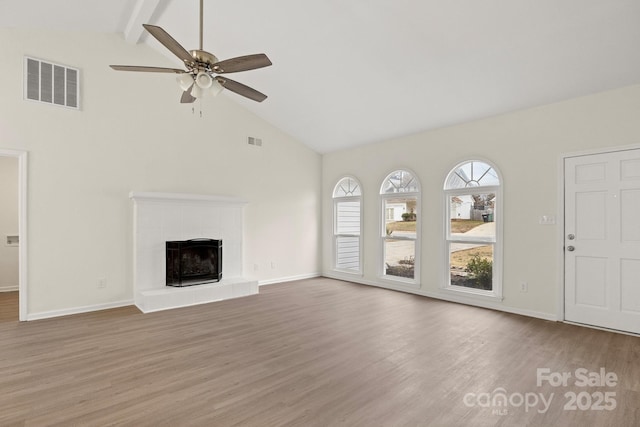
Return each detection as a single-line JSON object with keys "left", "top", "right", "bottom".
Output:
{"left": 130, "top": 192, "right": 258, "bottom": 313}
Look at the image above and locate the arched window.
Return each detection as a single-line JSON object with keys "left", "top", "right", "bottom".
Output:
{"left": 444, "top": 160, "right": 502, "bottom": 296}
{"left": 333, "top": 176, "right": 362, "bottom": 273}
{"left": 380, "top": 170, "right": 420, "bottom": 284}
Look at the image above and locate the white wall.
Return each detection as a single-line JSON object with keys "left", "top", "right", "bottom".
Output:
{"left": 4, "top": 27, "right": 639, "bottom": 321}
{"left": 323, "top": 84, "right": 640, "bottom": 318}
{"left": 0, "top": 29, "right": 321, "bottom": 317}
{"left": 0, "top": 156, "right": 19, "bottom": 291}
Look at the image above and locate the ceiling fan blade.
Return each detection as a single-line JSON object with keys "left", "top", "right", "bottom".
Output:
{"left": 215, "top": 76, "right": 267, "bottom": 102}
{"left": 180, "top": 84, "right": 197, "bottom": 104}
{"left": 110, "top": 65, "right": 185, "bottom": 73}
{"left": 212, "top": 54, "right": 272, "bottom": 74}
{"left": 143, "top": 24, "right": 194, "bottom": 65}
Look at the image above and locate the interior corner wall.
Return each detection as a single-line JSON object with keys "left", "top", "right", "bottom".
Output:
{"left": 0, "top": 29, "right": 321, "bottom": 317}
{"left": 0, "top": 156, "right": 19, "bottom": 291}
{"left": 322, "top": 84, "right": 640, "bottom": 318}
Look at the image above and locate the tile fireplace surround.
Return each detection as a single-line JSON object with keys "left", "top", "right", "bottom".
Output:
{"left": 130, "top": 192, "right": 258, "bottom": 313}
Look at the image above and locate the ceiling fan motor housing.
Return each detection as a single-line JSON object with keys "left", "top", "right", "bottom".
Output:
{"left": 189, "top": 50, "right": 218, "bottom": 69}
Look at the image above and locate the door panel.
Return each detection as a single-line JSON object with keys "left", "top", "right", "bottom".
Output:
{"left": 621, "top": 158, "right": 640, "bottom": 179}
{"left": 620, "top": 189, "right": 640, "bottom": 241}
{"left": 575, "top": 162, "right": 607, "bottom": 183}
{"left": 620, "top": 259, "right": 640, "bottom": 313}
{"left": 574, "top": 257, "right": 607, "bottom": 307}
{"left": 575, "top": 191, "right": 607, "bottom": 240}
{"left": 565, "top": 148, "right": 640, "bottom": 334}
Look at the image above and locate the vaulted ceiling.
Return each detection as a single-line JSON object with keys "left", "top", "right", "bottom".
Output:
{"left": 2, "top": 0, "right": 640, "bottom": 153}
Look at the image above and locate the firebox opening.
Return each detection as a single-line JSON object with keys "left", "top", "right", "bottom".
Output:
{"left": 166, "top": 239, "right": 222, "bottom": 287}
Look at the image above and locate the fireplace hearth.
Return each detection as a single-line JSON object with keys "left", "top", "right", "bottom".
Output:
{"left": 166, "top": 239, "right": 222, "bottom": 287}
{"left": 130, "top": 191, "right": 257, "bottom": 313}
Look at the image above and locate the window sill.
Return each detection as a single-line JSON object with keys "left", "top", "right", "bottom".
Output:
{"left": 332, "top": 268, "right": 363, "bottom": 276}
{"left": 379, "top": 275, "right": 420, "bottom": 288}
{"left": 441, "top": 285, "right": 503, "bottom": 301}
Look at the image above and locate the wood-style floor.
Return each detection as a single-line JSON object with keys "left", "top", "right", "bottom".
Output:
{"left": 0, "top": 278, "right": 638, "bottom": 426}
{"left": 0, "top": 290, "right": 18, "bottom": 323}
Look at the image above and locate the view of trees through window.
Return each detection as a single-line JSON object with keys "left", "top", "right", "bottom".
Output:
{"left": 381, "top": 170, "right": 419, "bottom": 281}
{"left": 445, "top": 161, "right": 500, "bottom": 292}
{"left": 384, "top": 196, "right": 417, "bottom": 279}
{"left": 334, "top": 162, "right": 499, "bottom": 293}
{"left": 449, "top": 192, "right": 495, "bottom": 289}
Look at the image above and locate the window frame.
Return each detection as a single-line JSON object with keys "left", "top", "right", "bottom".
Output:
{"left": 379, "top": 169, "right": 421, "bottom": 287}
{"left": 443, "top": 160, "right": 503, "bottom": 299}
{"left": 332, "top": 176, "right": 363, "bottom": 275}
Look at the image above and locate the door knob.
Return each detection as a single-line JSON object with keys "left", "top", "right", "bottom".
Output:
{"left": 567, "top": 234, "right": 575, "bottom": 240}
{"left": 567, "top": 246, "right": 575, "bottom": 252}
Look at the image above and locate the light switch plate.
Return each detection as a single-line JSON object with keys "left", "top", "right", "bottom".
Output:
{"left": 538, "top": 215, "right": 556, "bottom": 225}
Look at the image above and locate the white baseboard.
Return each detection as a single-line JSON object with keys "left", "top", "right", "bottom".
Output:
{"left": 259, "top": 272, "right": 321, "bottom": 286}
{"left": 21, "top": 273, "right": 557, "bottom": 323}
{"left": 0, "top": 284, "right": 18, "bottom": 292}
{"left": 23, "top": 272, "right": 320, "bottom": 320}
{"left": 323, "top": 272, "right": 558, "bottom": 322}
{"left": 26, "top": 300, "right": 135, "bottom": 321}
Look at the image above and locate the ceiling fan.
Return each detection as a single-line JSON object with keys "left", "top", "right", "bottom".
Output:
{"left": 110, "top": 0, "right": 272, "bottom": 103}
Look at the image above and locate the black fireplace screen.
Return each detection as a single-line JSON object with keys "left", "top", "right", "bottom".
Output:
{"left": 166, "top": 239, "right": 222, "bottom": 287}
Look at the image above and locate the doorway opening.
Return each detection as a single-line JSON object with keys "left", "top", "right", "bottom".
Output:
{"left": 0, "top": 149, "right": 27, "bottom": 321}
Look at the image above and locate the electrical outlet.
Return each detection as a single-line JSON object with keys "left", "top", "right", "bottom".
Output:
{"left": 520, "top": 282, "right": 528, "bottom": 292}
{"left": 254, "top": 263, "right": 259, "bottom": 271}
{"left": 98, "top": 278, "right": 106, "bottom": 289}
{"left": 271, "top": 262, "right": 276, "bottom": 269}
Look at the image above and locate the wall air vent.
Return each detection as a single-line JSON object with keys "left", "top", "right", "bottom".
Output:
{"left": 24, "top": 57, "right": 80, "bottom": 110}
{"left": 247, "top": 136, "right": 263, "bottom": 147}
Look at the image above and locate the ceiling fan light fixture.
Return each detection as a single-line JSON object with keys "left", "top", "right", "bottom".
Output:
{"left": 190, "top": 82, "right": 204, "bottom": 98}
{"left": 195, "top": 71, "right": 213, "bottom": 89}
{"left": 176, "top": 73, "right": 194, "bottom": 91}
{"left": 207, "top": 79, "right": 224, "bottom": 97}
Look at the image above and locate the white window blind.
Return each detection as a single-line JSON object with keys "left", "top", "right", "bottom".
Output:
{"left": 336, "top": 201, "right": 361, "bottom": 235}
{"left": 333, "top": 177, "right": 363, "bottom": 274}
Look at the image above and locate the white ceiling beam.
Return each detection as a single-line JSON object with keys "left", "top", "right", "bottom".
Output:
{"left": 124, "top": 0, "right": 162, "bottom": 44}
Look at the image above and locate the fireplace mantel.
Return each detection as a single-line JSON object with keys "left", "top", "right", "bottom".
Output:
{"left": 130, "top": 191, "right": 257, "bottom": 313}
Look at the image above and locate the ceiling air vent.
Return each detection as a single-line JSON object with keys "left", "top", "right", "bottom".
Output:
{"left": 24, "top": 57, "right": 79, "bottom": 110}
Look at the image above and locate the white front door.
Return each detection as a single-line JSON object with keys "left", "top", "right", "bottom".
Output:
{"left": 564, "top": 148, "right": 640, "bottom": 334}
